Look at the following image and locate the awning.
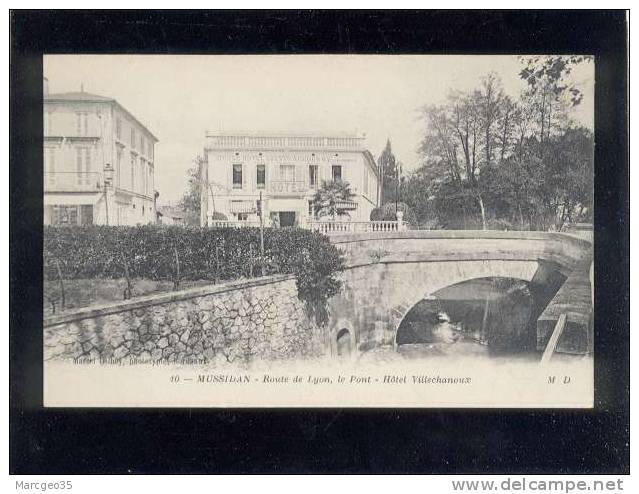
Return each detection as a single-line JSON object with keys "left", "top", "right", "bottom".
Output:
{"left": 228, "top": 200, "right": 255, "bottom": 214}
{"left": 336, "top": 200, "right": 358, "bottom": 210}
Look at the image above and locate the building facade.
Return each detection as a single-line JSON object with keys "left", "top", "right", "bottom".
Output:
{"left": 43, "top": 81, "right": 158, "bottom": 226}
{"left": 201, "top": 132, "right": 380, "bottom": 228}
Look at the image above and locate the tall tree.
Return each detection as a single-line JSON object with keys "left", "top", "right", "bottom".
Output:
{"left": 377, "top": 139, "right": 398, "bottom": 203}
{"left": 312, "top": 180, "right": 356, "bottom": 220}
{"left": 417, "top": 67, "right": 593, "bottom": 232}
{"left": 179, "top": 155, "right": 205, "bottom": 226}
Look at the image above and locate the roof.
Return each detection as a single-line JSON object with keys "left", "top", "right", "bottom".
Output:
{"left": 44, "top": 91, "right": 159, "bottom": 142}
{"left": 206, "top": 130, "right": 364, "bottom": 139}
{"left": 45, "top": 91, "right": 114, "bottom": 102}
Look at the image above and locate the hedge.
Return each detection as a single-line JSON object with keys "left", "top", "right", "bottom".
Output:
{"left": 44, "top": 225, "right": 345, "bottom": 324}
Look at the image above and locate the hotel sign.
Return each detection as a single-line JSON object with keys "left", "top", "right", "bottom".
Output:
{"left": 269, "top": 181, "right": 307, "bottom": 195}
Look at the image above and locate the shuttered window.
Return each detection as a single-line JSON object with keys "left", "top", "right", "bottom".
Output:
{"left": 232, "top": 164, "right": 243, "bottom": 189}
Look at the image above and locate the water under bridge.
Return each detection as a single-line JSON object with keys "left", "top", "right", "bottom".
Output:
{"left": 324, "top": 230, "right": 593, "bottom": 360}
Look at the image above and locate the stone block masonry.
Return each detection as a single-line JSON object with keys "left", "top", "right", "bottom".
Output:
{"left": 43, "top": 275, "right": 326, "bottom": 364}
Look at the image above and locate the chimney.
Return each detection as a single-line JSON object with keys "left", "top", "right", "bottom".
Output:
{"left": 43, "top": 76, "right": 49, "bottom": 96}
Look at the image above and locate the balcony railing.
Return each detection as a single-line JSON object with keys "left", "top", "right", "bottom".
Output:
{"left": 307, "top": 220, "right": 404, "bottom": 234}
{"left": 206, "top": 134, "right": 365, "bottom": 151}
{"left": 209, "top": 220, "right": 262, "bottom": 228}
{"left": 44, "top": 172, "right": 103, "bottom": 192}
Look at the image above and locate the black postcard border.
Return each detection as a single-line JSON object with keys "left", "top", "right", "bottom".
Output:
{"left": 9, "top": 10, "right": 629, "bottom": 474}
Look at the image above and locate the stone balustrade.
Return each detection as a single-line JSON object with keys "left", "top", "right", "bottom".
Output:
{"left": 307, "top": 220, "right": 404, "bottom": 234}
{"left": 208, "top": 217, "right": 407, "bottom": 234}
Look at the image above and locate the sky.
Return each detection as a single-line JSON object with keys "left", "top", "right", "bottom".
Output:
{"left": 44, "top": 55, "right": 594, "bottom": 203}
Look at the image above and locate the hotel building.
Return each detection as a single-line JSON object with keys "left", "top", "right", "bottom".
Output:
{"left": 201, "top": 132, "right": 380, "bottom": 228}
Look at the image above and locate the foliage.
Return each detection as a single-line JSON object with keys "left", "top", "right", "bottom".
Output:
{"left": 43, "top": 225, "right": 345, "bottom": 326}
{"left": 370, "top": 202, "right": 418, "bottom": 226}
{"left": 178, "top": 156, "right": 205, "bottom": 226}
{"left": 377, "top": 139, "right": 399, "bottom": 203}
{"left": 210, "top": 211, "right": 228, "bottom": 221}
{"left": 312, "top": 180, "right": 356, "bottom": 219}
{"left": 410, "top": 61, "right": 593, "bottom": 231}
{"left": 519, "top": 55, "right": 593, "bottom": 107}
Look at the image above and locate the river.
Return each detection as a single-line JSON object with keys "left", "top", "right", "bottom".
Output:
{"left": 359, "top": 277, "right": 543, "bottom": 363}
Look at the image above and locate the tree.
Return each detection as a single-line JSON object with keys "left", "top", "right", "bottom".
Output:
{"left": 179, "top": 155, "right": 205, "bottom": 226}
{"left": 312, "top": 180, "right": 356, "bottom": 220}
{"left": 417, "top": 65, "right": 593, "bottom": 232}
{"left": 519, "top": 55, "right": 592, "bottom": 146}
{"left": 377, "top": 139, "right": 398, "bottom": 203}
{"left": 519, "top": 55, "right": 593, "bottom": 106}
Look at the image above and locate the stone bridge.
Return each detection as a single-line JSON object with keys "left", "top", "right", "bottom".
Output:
{"left": 324, "top": 231, "right": 593, "bottom": 358}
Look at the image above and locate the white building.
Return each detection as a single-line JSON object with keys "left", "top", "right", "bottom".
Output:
{"left": 201, "top": 132, "right": 380, "bottom": 228}
{"left": 43, "top": 79, "right": 158, "bottom": 226}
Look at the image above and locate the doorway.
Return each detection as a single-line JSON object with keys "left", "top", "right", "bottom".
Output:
{"left": 278, "top": 211, "right": 296, "bottom": 227}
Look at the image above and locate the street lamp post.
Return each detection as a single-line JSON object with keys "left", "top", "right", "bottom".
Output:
{"left": 103, "top": 163, "right": 114, "bottom": 226}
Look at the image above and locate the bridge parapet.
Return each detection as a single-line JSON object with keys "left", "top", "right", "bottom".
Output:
{"left": 329, "top": 230, "right": 591, "bottom": 273}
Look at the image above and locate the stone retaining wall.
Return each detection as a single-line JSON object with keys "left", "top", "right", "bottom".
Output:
{"left": 43, "top": 275, "right": 326, "bottom": 364}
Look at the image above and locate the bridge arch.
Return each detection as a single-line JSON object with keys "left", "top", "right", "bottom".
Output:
{"left": 329, "top": 318, "right": 356, "bottom": 359}
{"left": 325, "top": 231, "right": 592, "bottom": 356}
{"left": 385, "top": 260, "right": 539, "bottom": 349}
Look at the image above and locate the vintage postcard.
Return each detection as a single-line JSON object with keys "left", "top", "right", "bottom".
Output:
{"left": 42, "top": 54, "right": 594, "bottom": 407}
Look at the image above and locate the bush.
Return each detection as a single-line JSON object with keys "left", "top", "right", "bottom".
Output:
{"left": 43, "top": 225, "right": 345, "bottom": 325}
{"left": 210, "top": 211, "right": 228, "bottom": 221}
{"left": 370, "top": 202, "right": 417, "bottom": 226}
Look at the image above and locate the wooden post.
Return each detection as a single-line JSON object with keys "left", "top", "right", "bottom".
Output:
{"left": 541, "top": 314, "right": 568, "bottom": 364}
{"left": 173, "top": 247, "right": 180, "bottom": 291}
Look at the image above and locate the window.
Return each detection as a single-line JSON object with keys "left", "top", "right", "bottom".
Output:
{"left": 80, "top": 205, "right": 94, "bottom": 225}
{"left": 256, "top": 164, "right": 266, "bottom": 189}
{"left": 116, "top": 117, "right": 122, "bottom": 140}
{"left": 308, "top": 200, "right": 315, "bottom": 219}
{"left": 309, "top": 165, "right": 318, "bottom": 188}
{"left": 131, "top": 128, "right": 136, "bottom": 149}
{"left": 118, "top": 205, "right": 128, "bottom": 225}
{"left": 51, "top": 205, "right": 92, "bottom": 225}
{"left": 44, "top": 148, "right": 56, "bottom": 186}
{"left": 130, "top": 153, "right": 136, "bottom": 190}
{"left": 236, "top": 213, "right": 249, "bottom": 221}
{"left": 76, "top": 112, "right": 89, "bottom": 136}
{"left": 52, "top": 205, "right": 78, "bottom": 225}
{"left": 279, "top": 164, "right": 295, "bottom": 181}
{"left": 140, "top": 135, "right": 145, "bottom": 155}
{"left": 116, "top": 148, "right": 122, "bottom": 187}
{"left": 44, "top": 148, "right": 55, "bottom": 173}
{"left": 76, "top": 147, "right": 91, "bottom": 185}
{"left": 232, "top": 164, "right": 243, "bottom": 189}
{"left": 140, "top": 159, "right": 146, "bottom": 194}
{"left": 43, "top": 111, "right": 51, "bottom": 135}
{"left": 332, "top": 165, "right": 342, "bottom": 182}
